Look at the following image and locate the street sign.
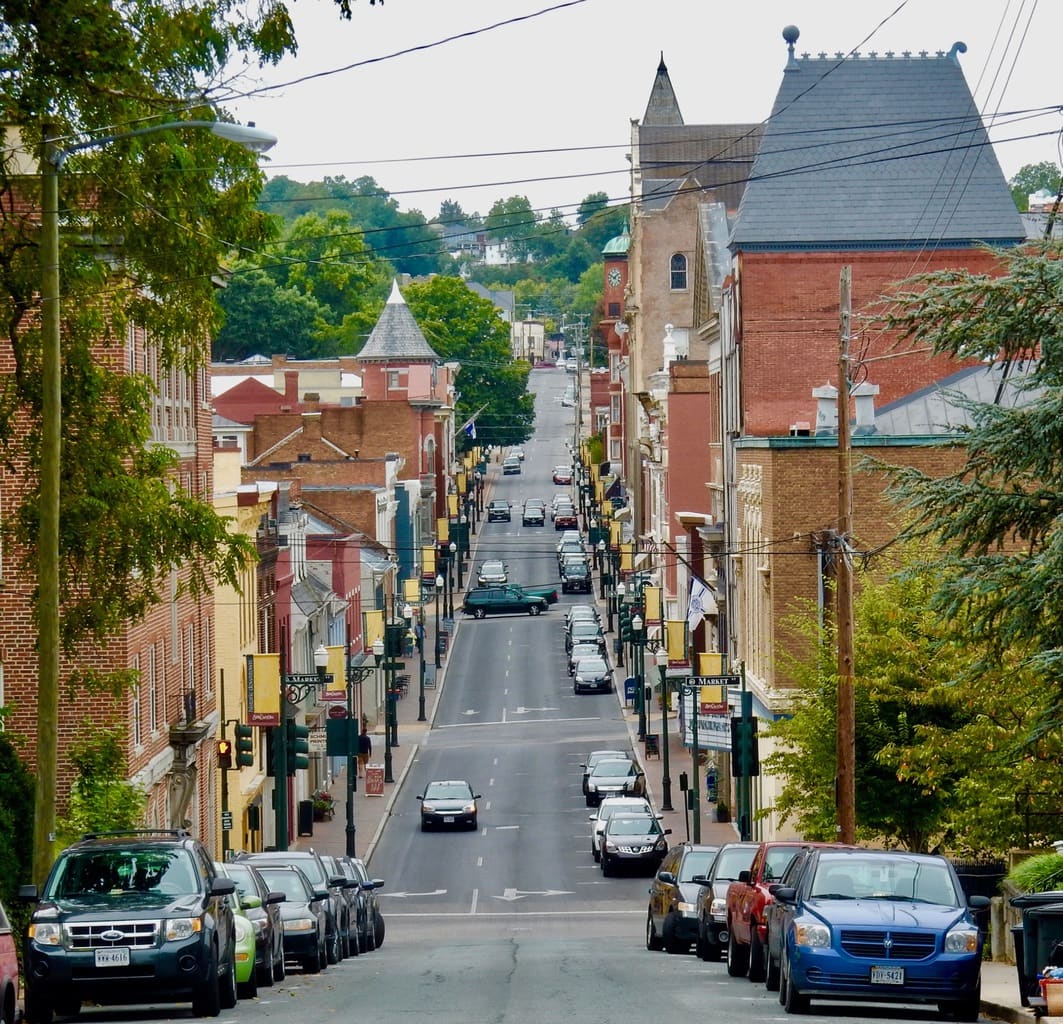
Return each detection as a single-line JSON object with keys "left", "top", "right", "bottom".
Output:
{"left": 327, "top": 704, "right": 348, "bottom": 720}
{"left": 221, "top": 810, "right": 233, "bottom": 831}
{"left": 309, "top": 727, "right": 327, "bottom": 754}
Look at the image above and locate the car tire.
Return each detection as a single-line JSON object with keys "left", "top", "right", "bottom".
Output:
{"left": 274, "top": 946, "right": 286, "bottom": 982}
{"left": 748, "top": 929, "right": 766, "bottom": 982}
{"left": 192, "top": 946, "right": 222, "bottom": 1018}
{"left": 220, "top": 948, "right": 239, "bottom": 1010}
{"left": 474, "top": 607, "right": 486, "bottom": 619}
{"left": 528, "top": 604, "right": 541, "bottom": 615}
{"left": 373, "top": 910, "right": 385, "bottom": 949}
{"left": 304, "top": 948, "right": 321, "bottom": 974}
{"left": 727, "top": 929, "right": 750, "bottom": 977}
{"left": 24, "top": 989, "right": 54, "bottom": 1024}
{"left": 663, "top": 918, "right": 687, "bottom": 954}
{"left": 765, "top": 949, "right": 781, "bottom": 992}
{"left": 365, "top": 916, "right": 377, "bottom": 951}
{"left": 238, "top": 962, "right": 258, "bottom": 1001}
{"left": 592, "top": 844, "right": 600, "bottom": 862}
{"left": 646, "top": 912, "right": 664, "bottom": 951}
{"left": 782, "top": 954, "right": 809, "bottom": 1014}
{"left": 469, "top": 815, "right": 478, "bottom": 830}
{"left": 326, "top": 923, "right": 341, "bottom": 965}
{"left": 601, "top": 855, "right": 613, "bottom": 877}
{"left": 695, "top": 925, "right": 711, "bottom": 961}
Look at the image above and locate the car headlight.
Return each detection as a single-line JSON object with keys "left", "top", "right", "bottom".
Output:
{"left": 944, "top": 926, "right": 979, "bottom": 953}
{"left": 30, "top": 922, "right": 63, "bottom": 946}
{"left": 235, "top": 916, "right": 253, "bottom": 942}
{"left": 710, "top": 896, "right": 727, "bottom": 919}
{"left": 677, "top": 901, "right": 696, "bottom": 913}
{"left": 165, "top": 917, "right": 203, "bottom": 941}
{"left": 422, "top": 802, "right": 436, "bottom": 813}
{"left": 283, "top": 917, "right": 317, "bottom": 933}
{"left": 575, "top": 675, "right": 586, "bottom": 685}
{"left": 794, "top": 922, "right": 831, "bottom": 948}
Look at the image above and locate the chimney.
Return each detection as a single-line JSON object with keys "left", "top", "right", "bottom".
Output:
{"left": 284, "top": 370, "right": 299, "bottom": 404}
{"left": 812, "top": 382, "right": 838, "bottom": 435}
{"left": 852, "top": 382, "right": 880, "bottom": 434}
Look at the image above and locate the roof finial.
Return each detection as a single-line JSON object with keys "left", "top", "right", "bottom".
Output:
{"left": 783, "top": 24, "right": 800, "bottom": 69}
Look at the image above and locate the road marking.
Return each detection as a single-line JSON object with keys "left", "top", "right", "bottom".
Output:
{"left": 384, "top": 889, "right": 447, "bottom": 899}
{"left": 493, "top": 888, "right": 574, "bottom": 902}
{"left": 470, "top": 888, "right": 479, "bottom": 914}
{"left": 513, "top": 706, "right": 559, "bottom": 714}
{"left": 434, "top": 716, "right": 604, "bottom": 729}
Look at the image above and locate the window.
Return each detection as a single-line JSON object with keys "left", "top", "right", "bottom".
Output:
{"left": 149, "top": 643, "right": 158, "bottom": 734}
{"left": 670, "top": 253, "right": 688, "bottom": 290}
{"left": 131, "top": 654, "right": 142, "bottom": 747}
{"left": 607, "top": 302, "right": 621, "bottom": 317}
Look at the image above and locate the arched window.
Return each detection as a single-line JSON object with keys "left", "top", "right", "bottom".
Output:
{"left": 670, "top": 253, "right": 688, "bottom": 290}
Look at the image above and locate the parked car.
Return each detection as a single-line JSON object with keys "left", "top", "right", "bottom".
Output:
{"left": 588, "top": 796, "right": 654, "bottom": 861}
{"left": 556, "top": 529, "right": 582, "bottom": 550}
{"left": 693, "top": 841, "right": 759, "bottom": 961}
{"left": 726, "top": 841, "right": 848, "bottom": 981}
{"left": 321, "top": 854, "right": 363, "bottom": 957}
{"left": 585, "top": 758, "right": 646, "bottom": 807}
{"left": 20, "top": 828, "right": 238, "bottom": 1021}
{"left": 522, "top": 499, "right": 546, "bottom": 526}
{"left": 572, "top": 655, "right": 612, "bottom": 694}
{"left": 764, "top": 845, "right": 820, "bottom": 992}
{"left": 557, "top": 539, "right": 586, "bottom": 566}
{"left": 565, "top": 604, "right": 600, "bottom": 634}
{"left": 341, "top": 856, "right": 385, "bottom": 950}
{"left": 553, "top": 505, "right": 578, "bottom": 530}
{"left": 502, "top": 456, "right": 521, "bottom": 475}
{"left": 561, "top": 561, "right": 593, "bottom": 594}
{"left": 214, "top": 872, "right": 259, "bottom": 999}
{"left": 216, "top": 859, "right": 286, "bottom": 988}
{"left": 566, "top": 619, "right": 606, "bottom": 653}
{"left": 249, "top": 863, "right": 329, "bottom": 975}
{"left": 552, "top": 465, "right": 573, "bottom": 484}
{"left": 568, "top": 641, "right": 603, "bottom": 675}
{"left": 463, "top": 584, "right": 548, "bottom": 618}
{"left": 477, "top": 559, "right": 509, "bottom": 585}
{"left": 598, "top": 814, "right": 671, "bottom": 876}
{"left": 772, "top": 848, "right": 988, "bottom": 1019}
{"left": 646, "top": 842, "right": 722, "bottom": 954}
{"left": 0, "top": 898, "right": 19, "bottom": 1024}
{"left": 509, "top": 446, "right": 525, "bottom": 461}
{"left": 579, "top": 749, "right": 629, "bottom": 796}
{"left": 417, "top": 779, "right": 481, "bottom": 830}
{"left": 486, "top": 500, "right": 511, "bottom": 523}
{"left": 236, "top": 850, "right": 346, "bottom": 964}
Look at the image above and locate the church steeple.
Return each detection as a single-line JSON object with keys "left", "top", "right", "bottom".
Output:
{"left": 642, "top": 52, "right": 683, "bottom": 126}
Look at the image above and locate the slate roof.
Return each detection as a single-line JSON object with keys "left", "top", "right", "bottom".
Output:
{"left": 643, "top": 54, "right": 684, "bottom": 126}
{"left": 357, "top": 279, "right": 440, "bottom": 362}
{"left": 732, "top": 35, "right": 1025, "bottom": 249}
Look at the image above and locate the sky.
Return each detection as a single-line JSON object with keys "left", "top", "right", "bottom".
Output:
{"left": 227, "top": 0, "right": 1062, "bottom": 223}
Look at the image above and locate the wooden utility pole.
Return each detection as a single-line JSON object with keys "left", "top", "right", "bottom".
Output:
{"left": 836, "top": 266, "right": 856, "bottom": 844}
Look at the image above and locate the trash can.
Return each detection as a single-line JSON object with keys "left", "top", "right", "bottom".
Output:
{"left": 1010, "top": 891, "right": 1063, "bottom": 1009}
{"left": 297, "top": 799, "right": 314, "bottom": 837}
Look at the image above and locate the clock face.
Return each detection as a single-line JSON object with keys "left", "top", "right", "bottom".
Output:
{"left": 607, "top": 267, "right": 622, "bottom": 288}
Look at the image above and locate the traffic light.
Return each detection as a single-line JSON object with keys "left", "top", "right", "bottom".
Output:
{"left": 729, "top": 716, "right": 761, "bottom": 778}
{"left": 384, "top": 621, "right": 405, "bottom": 658}
{"left": 286, "top": 720, "right": 309, "bottom": 774}
{"left": 618, "top": 604, "right": 632, "bottom": 642}
{"left": 216, "top": 738, "right": 233, "bottom": 771}
{"left": 235, "top": 724, "right": 254, "bottom": 768}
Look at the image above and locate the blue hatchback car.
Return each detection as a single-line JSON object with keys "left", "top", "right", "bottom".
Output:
{"left": 772, "top": 848, "right": 988, "bottom": 1021}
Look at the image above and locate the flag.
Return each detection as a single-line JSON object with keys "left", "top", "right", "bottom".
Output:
{"left": 464, "top": 421, "right": 476, "bottom": 440}
{"left": 687, "top": 576, "right": 712, "bottom": 631}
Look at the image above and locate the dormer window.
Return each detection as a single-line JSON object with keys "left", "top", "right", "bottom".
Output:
{"left": 670, "top": 253, "right": 688, "bottom": 291}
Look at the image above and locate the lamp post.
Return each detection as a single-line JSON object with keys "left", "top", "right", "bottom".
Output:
{"left": 454, "top": 531, "right": 464, "bottom": 590}
{"left": 653, "top": 646, "right": 674, "bottom": 811}
{"left": 676, "top": 679, "right": 703, "bottom": 843}
{"left": 615, "top": 582, "right": 626, "bottom": 669}
{"left": 597, "top": 539, "right": 606, "bottom": 590}
{"left": 33, "top": 117, "right": 276, "bottom": 884}
{"left": 371, "top": 635, "right": 395, "bottom": 783}
{"left": 448, "top": 542, "right": 457, "bottom": 615}
{"left": 406, "top": 601, "right": 427, "bottom": 723}
{"left": 344, "top": 640, "right": 382, "bottom": 857}
{"left": 632, "top": 612, "right": 646, "bottom": 740}
{"left": 435, "top": 574, "right": 444, "bottom": 669}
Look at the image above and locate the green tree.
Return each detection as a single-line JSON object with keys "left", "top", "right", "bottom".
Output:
{"left": 577, "top": 192, "right": 629, "bottom": 252}
{"left": 402, "top": 276, "right": 534, "bottom": 449}
{"left": 1008, "top": 161, "right": 1061, "bottom": 212}
{"left": 0, "top": 719, "right": 34, "bottom": 938}
{"left": 484, "top": 195, "right": 539, "bottom": 263}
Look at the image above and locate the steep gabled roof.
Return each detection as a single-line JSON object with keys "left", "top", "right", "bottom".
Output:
{"left": 733, "top": 32, "right": 1025, "bottom": 249}
{"left": 357, "top": 279, "right": 440, "bottom": 362}
{"left": 643, "top": 54, "right": 684, "bottom": 126}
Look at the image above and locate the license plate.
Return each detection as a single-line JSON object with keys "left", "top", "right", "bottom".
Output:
{"left": 871, "top": 966, "right": 904, "bottom": 985}
{"left": 443, "top": 815, "right": 455, "bottom": 823}
{"left": 95, "top": 947, "right": 130, "bottom": 968}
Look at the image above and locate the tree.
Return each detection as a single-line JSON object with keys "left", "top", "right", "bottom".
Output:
{"left": 1008, "top": 162, "right": 1062, "bottom": 211}
{"left": 576, "top": 193, "right": 629, "bottom": 252}
{"left": 0, "top": 720, "right": 35, "bottom": 939}
{"left": 484, "top": 195, "right": 539, "bottom": 263}
{"left": 402, "top": 276, "right": 535, "bottom": 449}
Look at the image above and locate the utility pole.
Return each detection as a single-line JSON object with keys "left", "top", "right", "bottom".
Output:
{"left": 836, "top": 266, "right": 856, "bottom": 845}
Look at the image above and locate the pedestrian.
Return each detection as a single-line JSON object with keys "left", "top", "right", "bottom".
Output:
{"left": 357, "top": 725, "right": 372, "bottom": 777}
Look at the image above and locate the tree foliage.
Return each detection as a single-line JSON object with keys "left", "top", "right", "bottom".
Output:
{"left": 0, "top": 720, "right": 34, "bottom": 932}
{"left": 402, "top": 276, "right": 534, "bottom": 449}
{"left": 1008, "top": 161, "right": 1062, "bottom": 212}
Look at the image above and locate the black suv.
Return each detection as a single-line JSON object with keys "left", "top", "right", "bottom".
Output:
{"left": 20, "top": 829, "right": 237, "bottom": 1022}
{"left": 462, "top": 585, "right": 547, "bottom": 618}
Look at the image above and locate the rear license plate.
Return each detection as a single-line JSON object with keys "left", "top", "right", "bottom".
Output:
{"left": 871, "top": 966, "right": 904, "bottom": 985}
{"left": 95, "top": 947, "right": 130, "bottom": 968}
{"left": 443, "top": 815, "right": 455, "bottom": 823}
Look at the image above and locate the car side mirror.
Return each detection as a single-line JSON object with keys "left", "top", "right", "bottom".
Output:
{"left": 689, "top": 875, "right": 709, "bottom": 887}
{"left": 968, "top": 894, "right": 991, "bottom": 909}
{"left": 266, "top": 891, "right": 286, "bottom": 905}
{"left": 242, "top": 893, "right": 263, "bottom": 909}
{"left": 211, "top": 876, "right": 236, "bottom": 897}
{"left": 773, "top": 886, "right": 797, "bottom": 904}
{"left": 738, "top": 869, "right": 751, "bottom": 884}
{"left": 663, "top": 828, "right": 672, "bottom": 835}
{"left": 19, "top": 884, "right": 39, "bottom": 903}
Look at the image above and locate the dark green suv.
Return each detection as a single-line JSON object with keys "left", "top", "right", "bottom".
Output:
{"left": 20, "top": 829, "right": 237, "bottom": 1022}
{"left": 462, "top": 584, "right": 548, "bottom": 618}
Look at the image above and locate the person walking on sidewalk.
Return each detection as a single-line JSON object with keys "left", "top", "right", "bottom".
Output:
{"left": 358, "top": 726, "right": 372, "bottom": 777}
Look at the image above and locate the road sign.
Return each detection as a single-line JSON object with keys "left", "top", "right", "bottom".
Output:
{"left": 327, "top": 704, "right": 349, "bottom": 719}
{"left": 309, "top": 727, "right": 327, "bottom": 754}
{"left": 221, "top": 810, "right": 233, "bottom": 831}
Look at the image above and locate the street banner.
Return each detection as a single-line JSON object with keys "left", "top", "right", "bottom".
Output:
{"left": 246, "top": 653, "right": 280, "bottom": 726}
{"left": 323, "top": 645, "right": 345, "bottom": 702}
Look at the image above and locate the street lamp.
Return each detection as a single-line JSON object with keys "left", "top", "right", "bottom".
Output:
{"left": 448, "top": 542, "right": 457, "bottom": 616}
{"left": 344, "top": 641, "right": 384, "bottom": 856}
{"left": 615, "top": 582, "right": 627, "bottom": 669}
{"left": 313, "top": 643, "right": 329, "bottom": 679}
{"left": 675, "top": 678, "right": 704, "bottom": 843}
{"left": 632, "top": 612, "right": 646, "bottom": 740}
{"left": 653, "top": 646, "right": 674, "bottom": 811}
{"left": 405, "top": 601, "right": 427, "bottom": 723}
{"left": 597, "top": 539, "right": 607, "bottom": 592}
{"left": 371, "top": 634, "right": 394, "bottom": 784}
{"left": 33, "top": 117, "right": 277, "bottom": 883}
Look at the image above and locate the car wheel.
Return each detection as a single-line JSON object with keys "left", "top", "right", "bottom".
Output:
{"left": 727, "top": 928, "right": 750, "bottom": 977}
{"left": 940, "top": 982, "right": 980, "bottom": 1023}
{"left": 782, "top": 954, "right": 809, "bottom": 1014}
{"left": 373, "top": 910, "right": 385, "bottom": 949}
{"left": 274, "top": 944, "right": 286, "bottom": 983}
{"left": 191, "top": 946, "right": 222, "bottom": 1017}
{"left": 304, "top": 948, "right": 321, "bottom": 974}
{"left": 695, "top": 924, "right": 711, "bottom": 961}
{"left": 528, "top": 604, "right": 541, "bottom": 615}
{"left": 340, "top": 914, "right": 351, "bottom": 958}
{"left": 24, "top": 989, "right": 54, "bottom": 1024}
{"left": 601, "top": 855, "right": 613, "bottom": 877}
{"left": 592, "top": 844, "right": 600, "bottom": 863}
{"left": 474, "top": 607, "right": 486, "bottom": 619}
{"left": 469, "top": 815, "right": 478, "bottom": 830}
{"left": 748, "top": 929, "right": 766, "bottom": 982}
{"left": 326, "top": 922, "right": 341, "bottom": 965}
{"left": 646, "top": 912, "right": 664, "bottom": 951}
{"left": 365, "top": 916, "right": 377, "bottom": 952}
{"left": 238, "top": 961, "right": 258, "bottom": 1001}
{"left": 421, "top": 818, "right": 430, "bottom": 831}
{"left": 765, "top": 948, "right": 781, "bottom": 991}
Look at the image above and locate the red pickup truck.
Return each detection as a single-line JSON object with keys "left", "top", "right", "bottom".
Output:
{"left": 724, "top": 841, "right": 829, "bottom": 980}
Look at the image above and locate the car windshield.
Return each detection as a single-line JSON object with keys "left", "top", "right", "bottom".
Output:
{"left": 526, "top": 500, "right": 545, "bottom": 509}
{"left": 255, "top": 856, "right": 326, "bottom": 886}
{"left": 679, "top": 850, "right": 720, "bottom": 881}
{"left": 713, "top": 846, "right": 756, "bottom": 881}
{"left": 599, "top": 802, "right": 647, "bottom": 821}
{"left": 764, "top": 847, "right": 804, "bottom": 882}
{"left": 481, "top": 562, "right": 505, "bottom": 573}
{"left": 425, "top": 782, "right": 472, "bottom": 800}
{"left": 810, "top": 856, "right": 958, "bottom": 905}
{"left": 47, "top": 847, "right": 200, "bottom": 898}
{"left": 575, "top": 657, "right": 608, "bottom": 674}
{"left": 572, "top": 623, "right": 600, "bottom": 635}
{"left": 489, "top": 502, "right": 507, "bottom": 510}
{"left": 594, "top": 761, "right": 634, "bottom": 778}
{"left": 256, "top": 868, "right": 311, "bottom": 902}
{"left": 571, "top": 644, "right": 600, "bottom": 658}
{"left": 222, "top": 862, "right": 261, "bottom": 900}
{"left": 609, "top": 817, "right": 661, "bottom": 837}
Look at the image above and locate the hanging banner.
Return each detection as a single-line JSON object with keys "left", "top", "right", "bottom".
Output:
{"left": 363, "top": 608, "right": 384, "bottom": 650}
{"left": 665, "top": 619, "right": 689, "bottom": 666}
{"left": 644, "top": 586, "right": 662, "bottom": 625}
{"left": 421, "top": 546, "right": 436, "bottom": 578}
{"left": 246, "top": 653, "right": 281, "bottom": 726}
{"left": 322, "top": 645, "right": 346, "bottom": 702}
{"left": 437, "top": 517, "right": 449, "bottom": 543}
{"left": 698, "top": 651, "right": 725, "bottom": 676}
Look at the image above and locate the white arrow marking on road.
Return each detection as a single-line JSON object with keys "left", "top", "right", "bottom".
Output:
{"left": 462, "top": 709, "right": 480, "bottom": 716}
{"left": 492, "top": 888, "right": 573, "bottom": 902}
{"left": 383, "top": 889, "right": 447, "bottom": 899}
{"left": 513, "top": 706, "right": 559, "bottom": 714}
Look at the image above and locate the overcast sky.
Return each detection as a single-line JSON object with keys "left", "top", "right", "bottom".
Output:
{"left": 228, "top": 0, "right": 1061, "bottom": 222}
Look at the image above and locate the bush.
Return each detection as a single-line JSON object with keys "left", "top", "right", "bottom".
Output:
{"left": 1007, "top": 853, "right": 1063, "bottom": 894}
